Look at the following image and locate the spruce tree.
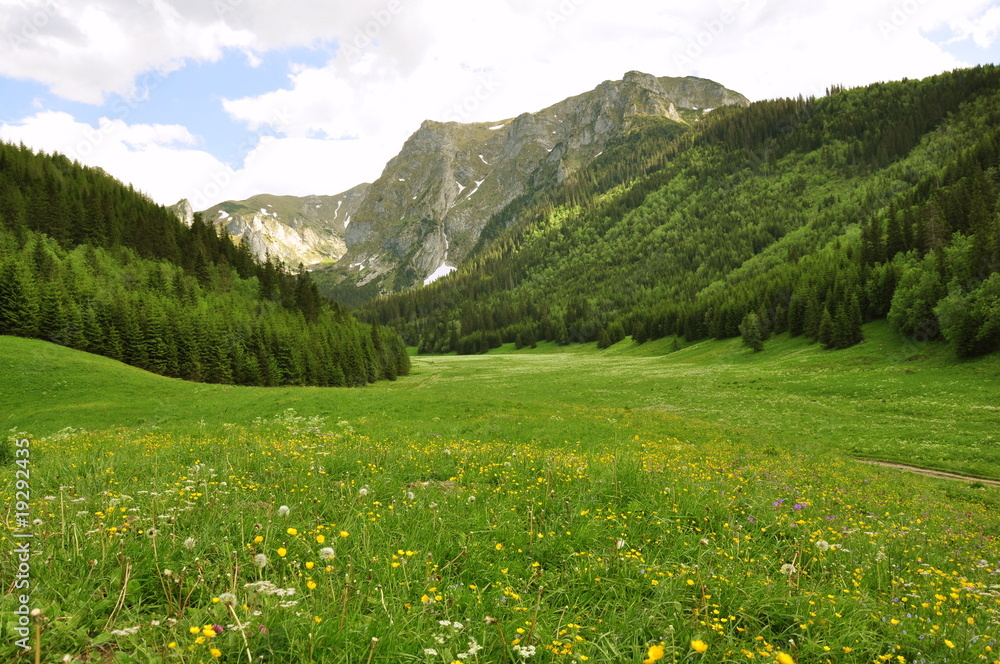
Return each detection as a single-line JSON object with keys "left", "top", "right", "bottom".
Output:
{"left": 739, "top": 312, "right": 764, "bottom": 352}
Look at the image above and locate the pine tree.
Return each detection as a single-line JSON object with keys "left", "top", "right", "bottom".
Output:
{"left": 739, "top": 312, "right": 764, "bottom": 352}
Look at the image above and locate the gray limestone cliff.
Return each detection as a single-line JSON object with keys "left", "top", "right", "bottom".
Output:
{"left": 334, "top": 72, "right": 748, "bottom": 293}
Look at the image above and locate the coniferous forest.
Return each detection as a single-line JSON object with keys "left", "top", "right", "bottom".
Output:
{"left": 0, "top": 143, "right": 409, "bottom": 386}
{"left": 356, "top": 66, "right": 1000, "bottom": 358}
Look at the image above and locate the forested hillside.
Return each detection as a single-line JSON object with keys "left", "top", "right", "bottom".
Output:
{"left": 0, "top": 143, "right": 409, "bottom": 386}
{"left": 359, "top": 66, "right": 1000, "bottom": 358}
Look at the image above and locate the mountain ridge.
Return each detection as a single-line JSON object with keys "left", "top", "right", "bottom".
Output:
{"left": 332, "top": 72, "right": 749, "bottom": 296}
{"left": 188, "top": 72, "right": 748, "bottom": 290}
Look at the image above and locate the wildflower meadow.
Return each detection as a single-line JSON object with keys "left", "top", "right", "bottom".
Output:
{"left": 2, "top": 330, "right": 999, "bottom": 663}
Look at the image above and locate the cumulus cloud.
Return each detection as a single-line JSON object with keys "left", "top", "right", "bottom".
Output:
{"left": 1, "top": 0, "right": 997, "bottom": 207}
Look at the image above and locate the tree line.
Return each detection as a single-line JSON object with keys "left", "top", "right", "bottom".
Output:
{"left": 356, "top": 66, "right": 1000, "bottom": 359}
{"left": 0, "top": 142, "right": 409, "bottom": 385}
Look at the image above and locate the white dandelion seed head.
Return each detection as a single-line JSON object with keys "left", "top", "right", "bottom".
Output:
{"left": 816, "top": 540, "right": 830, "bottom": 552}
{"left": 277, "top": 505, "right": 290, "bottom": 517}
{"left": 183, "top": 537, "right": 196, "bottom": 550}
{"left": 218, "top": 592, "right": 237, "bottom": 606}
{"left": 780, "top": 563, "right": 797, "bottom": 575}
{"left": 406, "top": 491, "right": 415, "bottom": 501}
{"left": 359, "top": 487, "right": 369, "bottom": 496}
{"left": 319, "top": 547, "right": 336, "bottom": 561}
{"left": 254, "top": 553, "right": 269, "bottom": 569}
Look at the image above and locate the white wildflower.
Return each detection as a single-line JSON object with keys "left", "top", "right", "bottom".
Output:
{"left": 513, "top": 644, "right": 537, "bottom": 658}
{"left": 183, "top": 537, "right": 196, "bottom": 550}
{"left": 423, "top": 649, "right": 438, "bottom": 656}
{"left": 110, "top": 625, "right": 141, "bottom": 636}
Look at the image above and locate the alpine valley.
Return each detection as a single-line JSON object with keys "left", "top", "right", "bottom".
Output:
{"left": 195, "top": 66, "right": 1000, "bottom": 361}
{"left": 5, "top": 61, "right": 1000, "bottom": 664}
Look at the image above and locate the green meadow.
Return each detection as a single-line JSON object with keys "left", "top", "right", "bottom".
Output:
{"left": 2, "top": 325, "right": 999, "bottom": 663}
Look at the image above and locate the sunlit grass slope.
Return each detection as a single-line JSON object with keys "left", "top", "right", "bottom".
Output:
{"left": 3, "top": 321, "right": 998, "bottom": 478}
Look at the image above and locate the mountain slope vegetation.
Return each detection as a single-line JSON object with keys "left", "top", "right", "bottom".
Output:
{"left": 0, "top": 143, "right": 409, "bottom": 386}
{"left": 358, "top": 66, "right": 1000, "bottom": 358}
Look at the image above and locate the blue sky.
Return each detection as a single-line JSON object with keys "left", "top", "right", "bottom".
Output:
{"left": 0, "top": 47, "right": 332, "bottom": 163}
{"left": 1, "top": 0, "right": 997, "bottom": 208}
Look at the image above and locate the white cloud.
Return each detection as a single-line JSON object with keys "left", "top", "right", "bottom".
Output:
{"left": 0, "top": 111, "right": 391, "bottom": 209}
{"left": 0, "top": 111, "right": 225, "bottom": 204}
{"left": 1, "top": 0, "right": 997, "bottom": 208}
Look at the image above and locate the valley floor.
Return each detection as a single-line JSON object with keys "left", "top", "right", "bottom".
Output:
{"left": 2, "top": 325, "right": 999, "bottom": 663}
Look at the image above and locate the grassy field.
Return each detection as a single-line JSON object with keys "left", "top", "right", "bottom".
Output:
{"left": 2, "top": 327, "right": 999, "bottom": 663}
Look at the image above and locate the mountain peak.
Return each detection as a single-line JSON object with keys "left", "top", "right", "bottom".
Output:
{"left": 327, "top": 72, "right": 750, "bottom": 297}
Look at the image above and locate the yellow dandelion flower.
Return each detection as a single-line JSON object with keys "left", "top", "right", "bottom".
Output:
{"left": 287, "top": 528, "right": 298, "bottom": 536}
{"left": 189, "top": 626, "right": 200, "bottom": 634}
{"left": 307, "top": 580, "right": 317, "bottom": 590}
{"left": 495, "top": 543, "right": 503, "bottom": 550}
{"left": 253, "top": 535, "right": 263, "bottom": 544}
{"left": 644, "top": 643, "right": 665, "bottom": 663}
{"left": 202, "top": 627, "right": 215, "bottom": 638}
{"left": 776, "top": 653, "right": 794, "bottom": 664}
{"left": 210, "top": 648, "right": 222, "bottom": 658}
{"left": 316, "top": 535, "right": 325, "bottom": 544}
{"left": 691, "top": 640, "right": 708, "bottom": 653}
{"left": 168, "top": 642, "right": 177, "bottom": 649}
{"left": 306, "top": 561, "right": 314, "bottom": 569}
{"left": 277, "top": 547, "right": 287, "bottom": 557}
{"left": 945, "top": 640, "right": 956, "bottom": 649}
{"left": 340, "top": 530, "right": 349, "bottom": 538}
{"left": 314, "top": 616, "right": 322, "bottom": 623}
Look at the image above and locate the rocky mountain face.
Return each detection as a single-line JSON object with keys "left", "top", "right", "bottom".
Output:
{"left": 180, "top": 73, "right": 747, "bottom": 292}
{"left": 174, "top": 185, "right": 370, "bottom": 267}
{"left": 332, "top": 72, "right": 749, "bottom": 294}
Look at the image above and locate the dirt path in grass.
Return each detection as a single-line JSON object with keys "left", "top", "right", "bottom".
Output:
{"left": 856, "top": 459, "right": 1000, "bottom": 488}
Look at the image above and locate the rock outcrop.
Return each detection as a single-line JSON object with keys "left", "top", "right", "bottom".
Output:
{"left": 335, "top": 72, "right": 749, "bottom": 293}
